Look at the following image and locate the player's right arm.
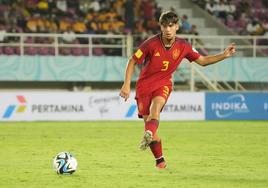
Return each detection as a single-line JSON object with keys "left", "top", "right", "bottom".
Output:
{"left": 120, "top": 37, "right": 150, "bottom": 101}
{"left": 119, "top": 57, "right": 137, "bottom": 101}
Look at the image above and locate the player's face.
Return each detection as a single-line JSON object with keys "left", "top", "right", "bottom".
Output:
{"left": 160, "top": 23, "right": 179, "bottom": 40}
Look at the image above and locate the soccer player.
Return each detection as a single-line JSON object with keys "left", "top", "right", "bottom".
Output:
{"left": 119, "top": 11, "right": 236, "bottom": 169}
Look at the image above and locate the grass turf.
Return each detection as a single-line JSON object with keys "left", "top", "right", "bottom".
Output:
{"left": 0, "top": 121, "right": 267, "bottom": 188}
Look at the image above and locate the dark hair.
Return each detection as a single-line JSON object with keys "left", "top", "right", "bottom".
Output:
{"left": 159, "top": 11, "right": 179, "bottom": 25}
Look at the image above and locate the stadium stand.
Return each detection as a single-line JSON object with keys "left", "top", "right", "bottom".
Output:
{"left": 198, "top": 0, "right": 268, "bottom": 36}
{"left": 0, "top": 0, "right": 267, "bottom": 91}
{"left": 195, "top": 0, "right": 268, "bottom": 55}
{"left": 0, "top": 0, "right": 201, "bottom": 56}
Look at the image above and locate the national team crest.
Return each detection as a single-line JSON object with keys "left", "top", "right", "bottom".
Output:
{"left": 172, "top": 49, "right": 180, "bottom": 60}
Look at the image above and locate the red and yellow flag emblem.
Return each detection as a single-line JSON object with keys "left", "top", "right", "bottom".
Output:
{"left": 172, "top": 49, "right": 180, "bottom": 60}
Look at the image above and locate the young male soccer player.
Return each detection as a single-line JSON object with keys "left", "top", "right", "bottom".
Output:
{"left": 119, "top": 11, "right": 236, "bottom": 169}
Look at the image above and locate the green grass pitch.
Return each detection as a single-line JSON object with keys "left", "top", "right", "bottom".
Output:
{"left": 0, "top": 121, "right": 267, "bottom": 188}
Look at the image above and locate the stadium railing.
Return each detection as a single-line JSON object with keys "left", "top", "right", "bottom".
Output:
{"left": 1, "top": 33, "right": 268, "bottom": 92}
{"left": 0, "top": 33, "right": 268, "bottom": 57}
{"left": 0, "top": 33, "right": 133, "bottom": 57}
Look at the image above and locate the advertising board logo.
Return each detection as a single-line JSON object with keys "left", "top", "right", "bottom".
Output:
{"left": 211, "top": 94, "right": 249, "bottom": 118}
{"left": 2, "top": 96, "right": 27, "bottom": 118}
{"left": 88, "top": 96, "right": 120, "bottom": 116}
{"left": 163, "top": 104, "right": 202, "bottom": 113}
{"left": 264, "top": 103, "right": 268, "bottom": 111}
{"left": 125, "top": 104, "right": 137, "bottom": 117}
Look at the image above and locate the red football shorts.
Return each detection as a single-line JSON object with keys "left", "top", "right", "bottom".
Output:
{"left": 135, "top": 85, "right": 172, "bottom": 118}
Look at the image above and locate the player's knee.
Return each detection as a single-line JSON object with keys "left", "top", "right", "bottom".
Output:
{"left": 149, "top": 112, "right": 160, "bottom": 120}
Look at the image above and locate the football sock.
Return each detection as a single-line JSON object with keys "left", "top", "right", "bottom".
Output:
{"left": 156, "top": 157, "right": 165, "bottom": 165}
{"left": 149, "top": 140, "right": 164, "bottom": 163}
{"left": 145, "top": 119, "right": 159, "bottom": 135}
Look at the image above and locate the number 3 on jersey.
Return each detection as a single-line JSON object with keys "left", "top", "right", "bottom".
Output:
{"left": 161, "top": 61, "right": 170, "bottom": 71}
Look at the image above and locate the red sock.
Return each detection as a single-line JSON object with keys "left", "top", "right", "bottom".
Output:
{"left": 145, "top": 119, "right": 159, "bottom": 135}
{"left": 149, "top": 140, "right": 163, "bottom": 160}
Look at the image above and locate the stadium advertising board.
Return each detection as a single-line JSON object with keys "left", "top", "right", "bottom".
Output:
{"left": 161, "top": 92, "right": 205, "bottom": 120}
{"left": 0, "top": 92, "right": 204, "bottom": 121}
{"left": 125, "top": 92, "right": 205, "bottom": 120}
{"left": 206, "top": 92, "right": 268, "bottom": 120}
{"left": 0, "top": 92, "right": 133, "bottom": 121}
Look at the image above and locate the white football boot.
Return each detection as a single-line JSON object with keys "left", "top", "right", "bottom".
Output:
{"left": 139, "top": 130, "right": 153, "bottom": 150}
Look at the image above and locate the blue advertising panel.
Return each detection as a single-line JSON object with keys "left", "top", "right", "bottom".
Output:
{"left": 206, "top": 93, "right": 268, "bottom": 120}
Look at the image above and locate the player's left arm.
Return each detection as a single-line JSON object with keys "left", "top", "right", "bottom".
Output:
{"left": 195, "top": 43, "right": 236, "bottom": 66}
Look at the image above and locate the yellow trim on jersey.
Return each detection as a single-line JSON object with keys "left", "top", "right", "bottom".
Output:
{"left": 163, "top": 86, "right": 170, "bottom": 98}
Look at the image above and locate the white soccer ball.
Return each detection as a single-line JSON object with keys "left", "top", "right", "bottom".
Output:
{"left": 53, "top": 152, "right": 78, "bottom": 174}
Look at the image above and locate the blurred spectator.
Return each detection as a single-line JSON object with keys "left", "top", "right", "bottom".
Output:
{"left": 25, "top": 0, "right": 39, "bottom": 13}
{"left": 154, "top": 5, "right": 163, "bottom": 20}
{"left": 60, "top": 25, "right": 76, "bottom": 55}
{"left": 181, "top": 15, "right": 192, "bottom": 34}
{"left": 0, "top": 0, "right": 201, "bottom": 56}
{"left": 189, "top": 24, "right": 199, "bottom": 35}
{"left": 8, "top": 23, "right": 22, "bottom": 42}
{"left": 237, "top": 0, "right": 250, "bottom": 16}
{"left": 217, "top": 0, "right": 228, "bottom": 23}
{"left": 235, "top": 13, "right": 248, "bottom": 34}
{"left": 26, "top": 14, "right": 39, "bottom": 32}
{"left": 246, "top": 19, "right": 263, "bottom": 35}
{"left": 226, "top": 1, "right": 236, "bottom": 18}
{"left": 134, "top": 0, "right": 142, "bottom": 19}
{"left": 48, "top": 0, "right": 56, "bottom": 13}
{"left": 89, "top": 15, "right": 101, "bottom": 34}
{"left": 146, "top": 17, "right": 159, "bottom": 34}
{"left": 226, "top": 14, "right": 236, "bottom": 29}
{"left": 141, "top": 0, "right": 154, "bottom": 20}
{"left": 67, "top": 0, "right": 79, "bottom": 13}
{"left": 205, "top": 1, "right": 216, "bottom": 15}
{"left": 113, "top": 0, "right": 125, "bottom": 16}
{"left": 262, "top": 20, "right": 268, "bottom": 33}
{"left": 46, "top": 15, "right": 58, "bottom": 33}
{"left": 192, "top": 0, "right": 207, "bottom": 8}
{"left": 263, "top": 0, "right": 268, "bottom": 8}
{"left": 199, "top": 0, "right": 268, "bottom": 37}
{"left": 79, "top": 0, "right": 91, "bottom": 14}
{"left": 62, "top": 26, "right": 76, "bottom": 43}
{"left": 0, "top": 23, "right": 7, "bottom": 42}
{"left": 189, "top": 24, "right": 204, "bottom": 46}
{"left": 89, "top": 0, "right": 100, "bottom": 12}
{"left": 0, "top": 0, "right": 198, "bottom": 37}
{"left": 37, "top": 0, "right": 49, "bottom": 15}
{"left": 59, "top": 17, "right": 72, "bottom": 33}
{"left": 112, "top": 16, "right": 125, "bottom": 34}
{"left": 124, "top": 0, "right": 135, "bottom": 30}
{"left": 56, "top": 0, "right": 67, "bottom": 13}
{"left": 73, "top": 17, "right": 87, "bottom": 34}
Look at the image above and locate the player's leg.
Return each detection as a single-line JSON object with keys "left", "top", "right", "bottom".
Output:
{"left": 147, "top": 95, "right": 166, "bottom": 121}
{"left": 146, "top": 85, "right": 171, "bottom": 168}
{"left": 147, "top": 96, "right": 167, "bottom": 168}
{"left": 138, "top": 115, "right": 153, "bottom": 150}
{"left": 136, "top": 96, "right": 154, "bottom": 150}
{"left": 137, "top": 86, "right": 171, "bottom": 168}
{"left": 150, "top": 139, "right": 166, "bottom": 168}
{"left": 139, "top": 96, "right": 165, "bottom": 150}
{"left": 139, "top": 96, "right": 167, "bottom": 168}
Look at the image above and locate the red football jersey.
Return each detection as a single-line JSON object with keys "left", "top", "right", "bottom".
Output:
{"left": 132, "top": 34, "right": 200, "bottom": 97}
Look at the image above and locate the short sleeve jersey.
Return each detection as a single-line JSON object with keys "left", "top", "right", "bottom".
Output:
{"left": 132, "top": 34, "right": 200, "bottom": 97}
